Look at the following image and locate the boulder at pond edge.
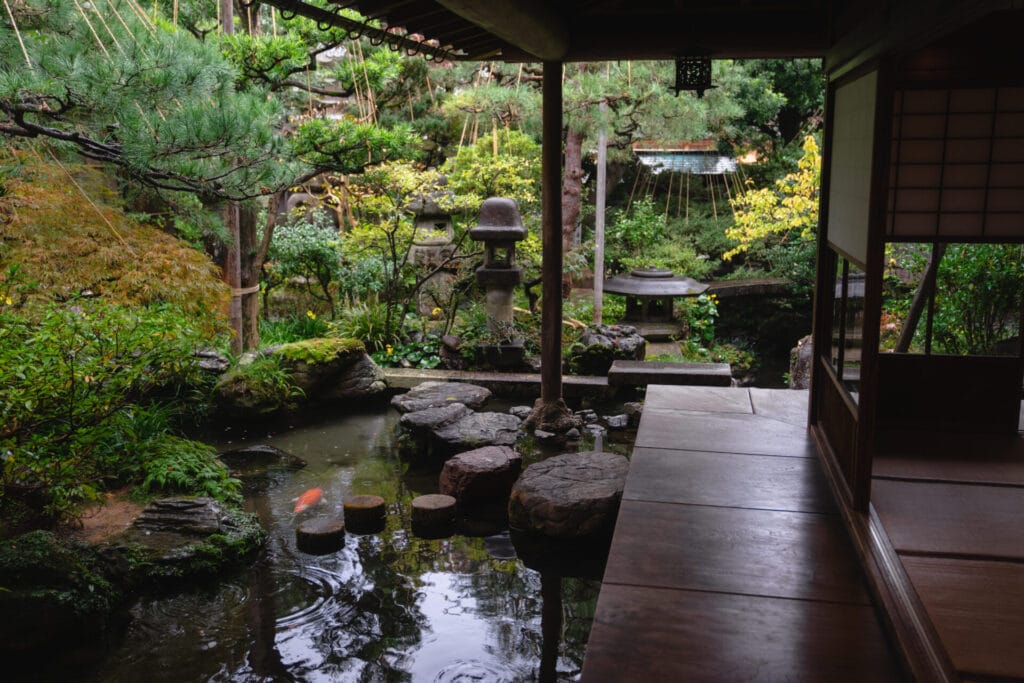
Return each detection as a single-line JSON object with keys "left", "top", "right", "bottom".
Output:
{"left": 213, "top": 337, "right": 386, "bottom": 419}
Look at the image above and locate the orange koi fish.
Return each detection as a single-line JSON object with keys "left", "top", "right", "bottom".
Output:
{"left": 293, "top": 487, "right": 324, "bottom": 513}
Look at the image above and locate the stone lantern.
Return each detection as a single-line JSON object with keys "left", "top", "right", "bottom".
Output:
{"left": 470, "top": 197, "right": 527, "bottom": 367}
{"left": 603, "top": 268, "right": 709, "bottom": 340}
{"left": 407, "top": 189, "right": 456, "bottom": 316}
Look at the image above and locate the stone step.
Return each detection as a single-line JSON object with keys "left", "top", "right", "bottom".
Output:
{"left": 607, "top": 360, "right": 733, "bottom": 387}
{"left": 383, "top": 367, "right": 615, "bottom": 399}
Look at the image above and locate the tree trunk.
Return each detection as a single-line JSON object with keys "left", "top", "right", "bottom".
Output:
{"left": 220, "top": 0, "right": 234, "bottom": 34}
{"left": 561, "top": 126, "right": 584, "bottom": 293}
{"left": 239, "top": 204, "right": 260, "bottom": 350}
{"left": 223, "top": 203, "right": 243, "bottom": 354}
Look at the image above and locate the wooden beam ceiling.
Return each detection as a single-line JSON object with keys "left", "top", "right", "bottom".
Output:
{"left": 435, "top": 0, "right": 569, "bottom": 61}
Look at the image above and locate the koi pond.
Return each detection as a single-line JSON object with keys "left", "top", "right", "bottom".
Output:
{"left": 51, "top": 403, "right": 632, "bottom": 682}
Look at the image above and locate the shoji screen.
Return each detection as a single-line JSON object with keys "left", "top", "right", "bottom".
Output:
{"left": 888, "top": 86, "right": 1024, "bottom": 239}
{"left": 827, "top": 70, "right": 878, "bottom": 265}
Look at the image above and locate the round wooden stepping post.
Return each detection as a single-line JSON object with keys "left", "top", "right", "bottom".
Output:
{"left": 343, "top": 494, "right": 387, "bottom": 534}
{"left": 411, "top": 494, "right": 457, "bottom": 539}
{"left": 296, "top": 517, "right": 346, "bottom": 555}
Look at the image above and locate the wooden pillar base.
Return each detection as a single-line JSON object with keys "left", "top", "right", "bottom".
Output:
{"left": 525, "top": 397, "right": 582, "bottom": 433}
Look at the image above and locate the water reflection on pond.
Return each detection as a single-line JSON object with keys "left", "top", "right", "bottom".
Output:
{"left": 85, "top": 405, "right": 631, "bottom": 682}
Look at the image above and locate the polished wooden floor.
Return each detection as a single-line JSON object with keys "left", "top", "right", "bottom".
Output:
{"left": 874, "top": 427, "right": 1024, "bottom": 681}
{"left": 581, "top": 387, "right": 905, "bottom": 682}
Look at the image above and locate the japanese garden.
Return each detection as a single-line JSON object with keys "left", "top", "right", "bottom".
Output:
{"left": 2, "top": 1, "right": 1022, "bottom": 681}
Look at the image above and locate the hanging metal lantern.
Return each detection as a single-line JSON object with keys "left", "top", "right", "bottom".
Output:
{"left": 673, "top": 57, "right": 715, "bottom": 98}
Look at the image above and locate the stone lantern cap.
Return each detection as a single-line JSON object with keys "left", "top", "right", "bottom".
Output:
{"left": 470, "top": 197, "right": 527, "bottom": 242}
{"left": 604, "top": 268, "right": 709, "bottom": 297}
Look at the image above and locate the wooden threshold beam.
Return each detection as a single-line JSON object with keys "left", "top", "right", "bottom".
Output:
{"left": 811, "top": 425, "right": 958, "bottom": 683}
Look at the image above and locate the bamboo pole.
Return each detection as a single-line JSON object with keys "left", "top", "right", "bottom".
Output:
{"left": 424, "top": 73, "right": 437, "bottom": 108}
{"left": 722, "top": 172, "right": 736, "bottom": 219}
{"left": 685, "top": 172, "right": 690, "bottom": 225}
{"left": 664, "top": 172, "right": 673, "bottom": 219}
{"left": 626, "top": 166, "right": 642, "bottom": 212}
{"left": 676, "top": 170, "right": 685, "bottom": 218}
{"left": 3, "top": 0, "right": 32, "bottom": 69}
{"left": 87, "top": 0, "right": 124, "bottom": 55}
{"left": 709, "top": 175, "right": 719, "bottom": 224}
{"left": 356, "top": 41, "right": 377, "bottom": 124}
{"left": 457, "top": 116, "right": 469, "bottom": 151}
{"left": 103, "top": 0, "right": 144, "bottom": 51}
{"left": 72, "top": 0, "right": 111, "bottom": 58}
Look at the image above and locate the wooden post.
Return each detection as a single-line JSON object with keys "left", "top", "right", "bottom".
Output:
{"left": 541, "top": 61, "right": 563, "bottom": 404}
{"left": 594, "top": 100, "right": 607, "bottom": 325}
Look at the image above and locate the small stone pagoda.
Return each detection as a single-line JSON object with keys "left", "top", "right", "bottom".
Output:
{"left": 603, "top": 268, "right": 708, "bottom": 340}
{"left": 407, "top": 186, "right": 456, "bottom": 317}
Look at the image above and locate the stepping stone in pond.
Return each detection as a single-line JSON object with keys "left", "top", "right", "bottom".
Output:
{"left": 509, "top": 405, "right": 533, "bottom": 420}
{"left": 399, "top": 402, "right": 470, "bottom": 434}
{"left": 432, "top": 411, "right": 521, "bottom": 452}
{"left": 296, "top": 517, "right": 346, "bottom": 555}
{"left": 508, "top": 451, "right": 629, "bottom": 540}
{"left": 343, "top": 494, "right": 387, "bottom": 534}
{"left": 439, "top": 445, "right": 522, "bottom": 504}
{"left": 411, "top": 494, "right": 457, "bottom": 538}
{"left": 390, "top": 381, "right": 492, "bottom": 413}
{"left": 217, "top": 444, "right": 307, "bottom": 477}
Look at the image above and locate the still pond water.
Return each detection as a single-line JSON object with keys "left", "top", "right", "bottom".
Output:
{"left": 77, "top": 404, "right": 632, "bottom": 682}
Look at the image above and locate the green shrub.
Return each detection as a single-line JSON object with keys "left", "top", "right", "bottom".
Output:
{"left": 606, "top": 198, "right": 666, "bottom": 270}
{"left": 137, "top": 436, "right": 241, "bottom": 505}
{"left": 331, "top": 301, "right": 401, "bottom": 351}
{"left": 0, "top": 300, "right": 211, "bottom": 520}
{"left": 619, "top": 240, "right": 716, "bottom": 280}
{"left": 677, "top": 293, "right": 719, "bottom": 347}
{"left": 931, "top": 244, "right": 1023, "bottom": 355}
{"left": 679, "top": 340, "right": 757, "bottom": 376}
{"left": 263, "top": 211, "right": 343, "bottom": 315}
{"left": 214, "top": 354, "right": 303, "bottom": 416}
{"left": 258, "top": 312, "right": 330, "bottom": 345}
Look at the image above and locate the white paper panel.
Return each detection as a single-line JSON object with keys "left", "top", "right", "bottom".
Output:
{"left": 827, "top": 71, "right": 877, "bottom": 264}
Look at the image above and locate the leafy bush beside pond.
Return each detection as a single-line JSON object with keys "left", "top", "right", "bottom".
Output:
{"left": 0, "top": 300, "right": 230, "bottom": 522}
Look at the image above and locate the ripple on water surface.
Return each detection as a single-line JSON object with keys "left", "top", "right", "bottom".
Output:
{"left": 74, "top": 407, "right": 613, "bottom": 682}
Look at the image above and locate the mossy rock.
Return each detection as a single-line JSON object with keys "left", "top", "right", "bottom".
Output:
{"left": 213, "top": 337, "right": 386, "bottom": 419}
{"left": 105, "top": 498, "right": 266, "bottom": 585}
{"left": 276, "top": 337, "right": 365, "bottom": 365}
{"left": 0, "top": 530, "right": 121, "bottom": 652}
{"left": 566, "top": 325, "right": 646, "bottom": 376}
{"left": 0, "top": 500, "right": 265, "bottom": 657}
{"left": 212, "top": 356, "right": 298, "bottom": 419}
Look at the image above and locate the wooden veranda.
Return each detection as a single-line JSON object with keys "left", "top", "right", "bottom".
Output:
{"left": 582, "top": 386, "right": 904, "bottom": 681}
